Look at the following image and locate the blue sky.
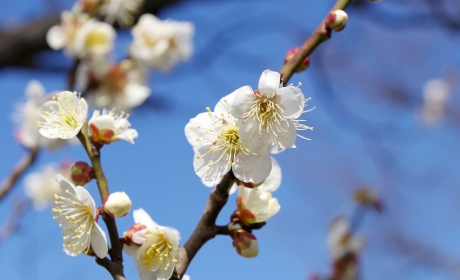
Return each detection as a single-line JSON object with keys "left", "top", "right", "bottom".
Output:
{"left": 1, "top": 0, "right": 460, "bottom": 280}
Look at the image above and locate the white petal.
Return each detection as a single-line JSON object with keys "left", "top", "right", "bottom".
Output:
{"left": 151, "top": 265, "right": 175, "bottom": 280}
{"left": 123, "top": 244, "right": 140, "bottom": 257}
{"left": 257, "top": 157, "right": 281, "bottom": 193}
{"left": 75, "top": 186, "right": 96, "bottom": 218}
{"left": 137, "top": 263, "right": 156, "bottom": 280}
{"left": 46, "top": 25, "right": 67, "bottom": 50}
{"left": 214, "top": 89, "right": 238, "bottom": 118}
{"left": 117, "top": 128, "right": 138, "bottom": 144}
{"left": 258, "top": 70, "right": 281, "bottom": 98}
{"left": 184, "top": 112, "right": 215, "bottom": 151}
{"left": 123, "top": 83, "right": 151, "bottom": 109}
{"left": 245, "top": 188, "right": 270, "bottom": 213}
{"left": 231, "top": 86, "right": 254, "bottom": 119}
{"left": 132, "top": 229, "right": 148, "bottom": 244}
{"left": 26, "top": 80, "right": 46, "bottom": 102}
{"left": 233, "top": 152, "right": 272, "bottom": 184}
{"left": 91, "top": 223, "right": 108, "bottom": 258}
{"left": 272, "top": 119, "right": 297, "bottom": 149}
{"left": 90, "top": 114, "right": 115, "bottom": 130}
{"left": 55, "top": 174, "right": 77, "bottom": 196}
{"left": 193, "top": 146, "right": 231, "bottom": 182}
{"left": 236, "top": 119, "right": 269, "bottom": 153}
{"left": 255, "top": 198, "right": 280, "bottom": 222}
{"left": 276, "top": 86, "right": 305, "bottom": 119}
{"left": 133, "top": 208, "right": 158, "bottom": 228}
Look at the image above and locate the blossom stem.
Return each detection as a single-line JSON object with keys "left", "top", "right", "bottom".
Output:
{"left": 0, "top": 146, "right": 39, "bottom": 202}
{"left": 279, "top": 0, "right": 354, "bottom": 85}
{"left": 77, "top": 122, "right": 125, "bottom": 279}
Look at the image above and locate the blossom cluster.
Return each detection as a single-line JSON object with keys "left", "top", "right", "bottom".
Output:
{"left": 45, "top": 1, "right": 194, "bottom": 111}
{"left": 185, "top": 69, "right": 313, "bottom": 257}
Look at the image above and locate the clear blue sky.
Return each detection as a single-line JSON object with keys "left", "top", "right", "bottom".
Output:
{"left": 1, "top": 1, "right": 460, "bottom": 280}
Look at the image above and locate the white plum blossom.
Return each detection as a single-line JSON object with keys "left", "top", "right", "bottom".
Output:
{"left": 38, "top": 91, "right": 88, "bottom": 139}
{"left": 89, "top": 109, "right": 138, "bottom": 144}
{"left": 419, "top": 78, "right": 450, "bottom": 125}
{"left": 12, "top": 80, "right": 66, "bottom": 150}
{"left": 327, "top": 216, "right": 363, "bottom": 260}
{"left": 237, "top": 184, "right": 280, "bottom": 226}
{"left": 130, "top": 14, "right": 194, "bottom": 71}
{"left": 73, "top": 19, "right": 116, "bottom": 59}
{"left": 77, "top": 58, "right": 150, "bottom": 111}
{"left": 46, "top": 11, "right": 90, "bottom": 57}
{"left": 185, "top": 91, "right": 272, "bottom": 184}
{"left": 24, "top": 163, "right": 67, "bottom": 210}
{"left": 52, "top": 174, "right": 108, "bottom": 258}
{"left": 232, "top": 69, "right": 313, "bottom": 152}
{"left": 124, "top": 209, "right": 180, "bottom": 280}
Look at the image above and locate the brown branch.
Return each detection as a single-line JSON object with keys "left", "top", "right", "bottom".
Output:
{"left": 0, "top": 146, "right": 39, "bottom": 202}
{"left": 0, "top": 198, "right": 30, "bottom": 244}
{"left": 171, "top": 171, "right": 235, "bottom": 280}
{"left": 279, "top": 0, "right": 354, "bottom": 85}
{"left": 77, "top": 123, "right": 124, "bottom": 279}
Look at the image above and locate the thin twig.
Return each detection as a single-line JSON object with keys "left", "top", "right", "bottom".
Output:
{"left": 279, "top": 0, "right": 354, "bottom": 85}
{"left": 77, "top": 122, "right": 125, "bottom": 279}
{"left": 0, "top": 146, "right": 39, "bottom": 202}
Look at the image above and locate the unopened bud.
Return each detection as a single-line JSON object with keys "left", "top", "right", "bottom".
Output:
{"left": 232, "top": 229, "right": 258, "bottom": 258}
{"left": 103, "top": 192, "right": 132, "bottom": 218}
{"left": 284, "top": 47, "right": 311, "bottom": 73}
{"left": 354, "top": 188, "right": 382, "bottom": 212}
{"left": 326, "top": 9, "right": 348, "bottom": 32}
{"left": 70, "top": 161, "right": 93, "bottom": 186}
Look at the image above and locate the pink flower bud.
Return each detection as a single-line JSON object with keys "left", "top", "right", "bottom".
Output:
{"left": 232, "top": 229, "right": 258, "bottom": 258}
{"left": 326, "top": 9, "right": 348, "bottom": 32}
{"left": 70, "top": 161, "right": 93, "bottom": 186}
{"left": 284, "top": 47, "right": 311, "bottom": 73}
{"left": 103, "top": 192, "right": 132, "bottom": 218}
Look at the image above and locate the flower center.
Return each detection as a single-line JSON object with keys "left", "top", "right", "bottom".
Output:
{"left": 221, "top": 126, "right": 240, "bottom": 148}
{"left": 253, "top": 96, "right": 281, "bottom": 129}
{"left": 140, "top": 230, "right": 177, "bottom": 271}
{"left": 85, "top": 29, "right": 109, "bottom": 49}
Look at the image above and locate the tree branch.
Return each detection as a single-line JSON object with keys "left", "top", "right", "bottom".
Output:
{"left": 77, "top": 122, "right": 124, "bottom": 279}
{"left": 0, "top": 146, "right": 39, "bottom": 202}
{"left": 171, "top": 172, "right": 235, "bottom": 279}
{"left": 279, "top": 0, "right": 354, "bottom": 85}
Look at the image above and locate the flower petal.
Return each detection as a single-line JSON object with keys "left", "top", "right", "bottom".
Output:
{"left": 124, "top": 83, "right": 151, "bottom": 109}
{"left": 123, "top": 244, "right": 140, "bottom": 257}
{"left": 258, "top": 70, "right": 281, "bottom": 98}
{"left": 133, "top": 208, "right": 158, "bottom": 228}
{"left": 256, "top": 157, "right": 281, "bottom": 193}
{"left": 272, "top": 119, "right": 297, "bottom": 150}
{"left": 231, "top": 86, "right": 254, "bottom": 119}
{"left": 55, "top": 174, "right": 77, "bottom": 196}
{"left": 276, "top": 86, "right": 305, "bottom": 119}
{"left": 151, "top": 264, "right": 175, "bottom": 280}
{"left": 91, "top": 223, "right": 108, "bottom": 258}
{"left": 137, "top": 263, "right": 156, "bottom": 280}
{"left": 233, "top": 152, "right": 272, "bottom": 184}
{"left": 184, "top": 112, "right": 215, "bottom": 151}
{"left": 236, "top": 119, "right": 269, "bottom": 153}
{"left": 46, "top": 25, "right": 66, "bottom": 50}
{"left": 214, "top": 89, "right": 238, "bottom": 118}
{"left": 193, "top": 146, "right": 231, "bottom": 182}
{"left": 75, "top": 186, "right": 97, "bottom": 218}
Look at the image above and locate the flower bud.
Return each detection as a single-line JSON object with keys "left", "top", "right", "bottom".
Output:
{"left": 232, "top": 229, "right": 258, "bottom": 258}
{"left": 103, "top": 192, "right": 132, "bottom": 218}
{"left": 284, "top": 47, "right": 311, "bottom": 73}
{"left": 70, "top": 161, "right": 93, "bottom": 186}
{"left": 354, "top": 188, "right": 382, "bottom": 212}
{"left": 326, "top": 9, "right": 348, "bottom": 32}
